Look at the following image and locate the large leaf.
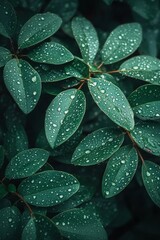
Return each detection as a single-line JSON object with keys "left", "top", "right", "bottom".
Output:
{"left": 71, "top": 128, "right": 124, "bottom": 166}
{"left": 0, "top": 0, "right": 17, "bottom": 38}
{"left": 88, "top": 77, "right": 134, "bottom": 131}
{"left": 119, "top": 56, "right": 160, "bottom": 85}
{"left": 3, "top": 59, "right": 41, "bottom": 114}
{"left": 45, "top": 89, "right": 86, "bottom": 148}
{"left": 130, "top": 121, "right": 160, "bottom": 156}
{"left": 5, "top": 148, "right": 49, "bottom": 179}
{"left": 102, "top": 145, "right": 138, "bottom": 198}
{"left": 0, "top": 206, "right": 21, "bottom": 240}
{"left": 128, "top": 84, "right": 160, "bottom": 120}
{"left": 0, "top": 47, "right": 12, "bottom": 67}
{"left": 27, "top": 42, "right": 74, "bottom": 65}
{"left": 18, "top": 13, "right": 62, "bottom": 49}
{"left": 18, "top": 170, "right": 80, "bottom": 207}
{"left": 142, "top": 161, "right": 160, "bottom": 208}
{"left": 22, "top": 214, "right": 61, "bottom": 240}
{"left": 71, "top": 16, "right": 99, "bottom": 64}
{"left": 101, "top": 23, "right": 142, "bottom": 64}
{"left": 52, "top": 208, "right": 108, "bottom": 240}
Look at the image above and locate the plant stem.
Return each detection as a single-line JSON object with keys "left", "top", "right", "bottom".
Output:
{"left": 14, "top": 192, "right": 33, "bottom": 216}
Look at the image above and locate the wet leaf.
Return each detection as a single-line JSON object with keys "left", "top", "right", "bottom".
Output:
{"left": 18, "top": 170, "right": 80, "bottom": 207}
{"left": 22, "top": 214, "right": 61, "bottom": 240}
{"left": 18, "top": 13, "right": 62, "bottom": 49}
{"left": 28, "top": 42, "right": 74, "bottom": 65}
{"left": 45, "top": 89, "right": 86, "bottom": 148}
{"left": 5, "top": 148, "right": 49, "bottom": 179}
{"left": 142, "top": 161, "right": 160, "bottom": 208}
{"left": 72, "top": 16, "right": 99, "bottom": 64}
{"left": 88, "top": 77, "right": 134, "bottom": 131}
{"left": 0, "top": 206, "right": 21, "bottom": 240}
{"left": 0, "top": 0, "right": 17, "bottom": 38}
{"left": 3, "top": 59, "right": 41, "bottom": 114}
{"left": 102, "top": 145, "right": 138, "bottom": 198}
{"left": 101, "top": 23, "right": 142, "bottom": 64}
{"left": 129, "top": 84, "right": 160, "bottom": 120}
{"left": 130, "top": 121, "right": 160, "bottom": 156}
{"left": 52, "top": 208, "right": 108, "bottom": 240}
{"left": 0, "top": 47, "right": 12, "bottom": 67}
{"left": 119, "top": 56, "right": 160, "bottom": 85}
{"left": 71, "top": 128, "right": 124, "bottom": 166}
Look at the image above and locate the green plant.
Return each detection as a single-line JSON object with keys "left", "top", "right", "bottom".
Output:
{"left": 1, "top": 0, "right": 160, "bottom": 239}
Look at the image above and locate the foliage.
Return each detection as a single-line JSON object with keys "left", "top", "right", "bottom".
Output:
{"left": 1, "top": 0, "right": 160, "bottom": 239}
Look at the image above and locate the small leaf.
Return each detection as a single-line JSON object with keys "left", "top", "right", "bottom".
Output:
{"left": 102, "top": 145, "right": 138, "bottom": 198}
{"left": 0, "top": 0, "right": 17, "bottom": 38}
{"left": 0, "top": 206, "right": 21, "bottom": 240}
{"left": 3, "top": 59, "right": 41, "bottom": 114}
{"left": 5, "top": 148, "right": 49, "bottom": 179}
{"left": 45, "top": 89, "right": 86, "bottom": 148}
{"left": 52, "top": 208, "right": 108, "bottom": 240}
{"left": 28, "top": 42, "right": 74, "bottom": 65}
{"left": 72, "top": 16, "right": 99, "bottom": 64}
{"left": 0, "top": 47, "right": 12, "bottom": 67}
{"left": 18, "top": 13, "right": 62, "bottom": 49}
{"left": 71, "top": 128, "right": 124, "bottom": 166}
{"left": 128, "top": 84, "right": 160, "bottom": 120}
{"left": 22, "top": 214, "right": 61, "bottom": 240}
{"left": 142, "top": 161, "right": 160, "bottom": 208}
{"left": 88, "top": 77, "right": 134, "bottom": 131}
{"left": 18, "top": 170, "right": 80, "bottom": 207}
{"left": 130, "top": 121, "right": 160, "bottom": 156}
{"left": 119, "top": 56, "right": 160, "bottom": 85}
{"left": 101, "top": 23, "right": 142, "bottom": 64}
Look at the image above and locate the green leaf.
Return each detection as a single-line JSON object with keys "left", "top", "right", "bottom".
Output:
{"left": 0, "top": 47, "right": 12, "bottom": 67}
{"left": 27, "top": 42, "right": 74, "bottom": 65}
{"left": 0, "top": 145, "right": 4, "bottom": 168}
{"left": 130, "top": 121, "right": 160, "bottom": 156}
{"left": 128, "top": 84, "right": 160, "bottom": 120}
{"left": 142, "top": 161, "right": 160, "bottom": 208}
{"left": 0, "top": 206, "right": 21, "bottom": 240}
{"left": 3, "top": 59, "right": 41, "bottom": 114}
{"left": 71, "top": 16, "right": 99, "bottom": 64}
{"left": 0, "top": 0, "right": 17, "bottom": 38}
{"left": 71, "top": 128, "right": 124, "bottom": 166}
{"left": 18, "top": 170, "right": 80, "bottom": 207}
{"left": 18, "top": 13, "right": 62, "bottom": 49}
{"left": 101, "top": 23, "right": 142, "bottom": 64}
{"left": 88, "top": 77, "right": 134, "bottom": 131}
{"left": 45, "top": 89, "right": 86, "bottom": 148}
{"left": 52, "top": 208, "right": 108, "bottom": 240}
{"left": 119, "top": 56, "right": 160, "bottom": 85}
{"left": 5, "top": 148, "right": 49, "bottom": 179}
{"left": 102, "top": 145, "right": 138, "bottom": 198}
{"left": 22, "top": 214, "right": 61, "bottom": 240}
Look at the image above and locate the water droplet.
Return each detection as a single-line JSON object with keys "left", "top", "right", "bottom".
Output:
{"left": 121, "top": 160, "right": 125, "bottom": 164}
{"left": 146, "top": 171, "right": 151, "bottom": 177}
{"left": 33, "top": 91, "right": 37, "bottom": 96}
{"left": 32, "top": 76, "right": 37, "bottom": 82}
{"left": 8, "top": 218, "right": 12, "bottom": 222}
{"left": 70, "top": 95, "right": 75, "bottom": 99}
{"left": 85, "top": 150, "right": 91, "bottom": 154}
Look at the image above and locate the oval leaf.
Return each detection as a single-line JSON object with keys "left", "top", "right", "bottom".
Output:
{"left": 0, "top": 0, "right": 17, "bottom": 38}
{"left": 72, "top": 16, "right": 99, "bottom": 64}
{"left": 5, "top": 148, "right": 49, "bottom": 179}
{"left": 0, "top": 47, "right": 12, "bottom": 67}
{"left": 128, "top": 84, "right": 160, "bottom": 120}
{"left": 130, "top": 121, "right": 160, "bottom": 156}
{"left": 101, "top": 23, "right": 142, "bottom": 64}
{"left": 22, "top": 214, "right": 61, "bottom": 240}
{"left": 18, "top": 13, "right": 62, "bottom": 49}
{"left": 71, "top": 128, "right": 124, "bottom": 166}
{"left": 45, "top": 89, "right": 86, "bottom": 148}
{"left": 142, "top": 161, "right": 160, "bottom": 208}
{"left": 52, "top": 208, "right": 108, "bottom": 240}
{"left": 3, "top": 59, "right": 41, "bottom": 114}
{"left": 18, "top": 170, "right": 80, "bottom": 207}
{"left": 102, "top": 145, "right": 138, "bottom": 198}
{"left": 119, "top": 56, "right": 160, "bottom": 85}
{"left": 88, "top": 77, "right": 134, "bottom": 131}
{"left": 28, "top": 42, "right": 74, "bottom": 65}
